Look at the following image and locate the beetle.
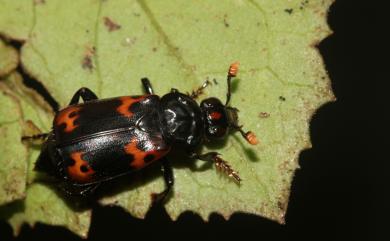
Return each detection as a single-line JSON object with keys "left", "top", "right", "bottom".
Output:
{"left": 23, "top": 63, "right": 257, "bottom": 203}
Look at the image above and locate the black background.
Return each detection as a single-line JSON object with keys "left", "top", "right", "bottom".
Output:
{"left": 0, "top": 1, "right": 380, "bottom": 240}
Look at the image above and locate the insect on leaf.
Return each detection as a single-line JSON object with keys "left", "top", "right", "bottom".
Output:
{"left": 0, "top": 0, "right": 334, "bottom": 237}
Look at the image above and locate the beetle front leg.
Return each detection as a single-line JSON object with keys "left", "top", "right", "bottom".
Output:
{"left": 151, "top": 158, "right": 174, "bottom": 204}
{"left": 69, "top": 87, "right": 98, "bottom": 105}
{"left": 189, "top": 152, "right": 241, "bottom": 183}
{"left": 188, "top": 79, "right": 212, "bottom": 99}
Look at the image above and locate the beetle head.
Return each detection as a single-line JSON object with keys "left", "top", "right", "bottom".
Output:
{"left": 200, "top": 63, "right": 258, "bottom": 145}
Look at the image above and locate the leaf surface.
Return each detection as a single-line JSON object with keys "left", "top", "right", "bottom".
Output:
{"left": 0, "top": 72, "right": 91, "bottom": 237}
{"left": 0, "top": 39, "right": 18, "bottom": 77}
{"left": 0, "top": 0, "right": 334, "bottom": 236}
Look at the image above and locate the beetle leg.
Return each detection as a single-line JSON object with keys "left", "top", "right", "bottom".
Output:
{"left": 141, "top": 78, "right": 154, "bottom": 94}
{"left": 21, "top": 121, "right": 49, "bottom": 143}
{"left": 34, "top": 141, "right": 58, "bottom": 176}
{"left": 190, "top": 152, "right": 241, "bottom": 183}
{"left": 78, "top": 183, "right": 101, "bottom": 196}
{"left": 171, "top": 88, "right": 179, "bottom": 93}
{"left": 188, "top": 79, "right": 212, "bottom": 99}
{"left": 21, "top": 133, "right": 49, "bottom": 142}
{"left": 61, "top": 182, "right": 101, "bottom": 197}
{"left": 69, "top": 87, "right": 98, "bottom": 105}
{"left": 151, "top": 158, "right": 174, "bottom": 204}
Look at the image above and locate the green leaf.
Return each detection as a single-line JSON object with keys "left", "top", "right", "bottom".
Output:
{"left": 0, "top": 0, "right": 34, "bottom": 41}
{"left": 0, "top": 0, "right": 334, "bottom": 237}
{"left": 0, "top": 72, "right": 91, "bottom": 237}
{"left": 0, "top": 76, "right": 27, "bottom": 205}
{"left": 0, "top": 39, "right": 18, "bottom": 77}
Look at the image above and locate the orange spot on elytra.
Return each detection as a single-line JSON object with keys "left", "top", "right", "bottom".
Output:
{"left": 55, "top": 106, "right": 81, "bottom": 132}
{"left": 210, "top": 111, "right": 222, "bottom": 120}
{"left": 117, "top": 96, "right": 145, "bottom": 118}
{"left": 67, "top": 152, "right": 95, "bottom": 183}
{"left": 124, "top": 140, "right": 145, "bottom": 169}
{"left": 124, "top": 139, "right": 170, "bottom": 169}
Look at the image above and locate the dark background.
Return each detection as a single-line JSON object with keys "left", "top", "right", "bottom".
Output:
{"left": 1, "top": 1, "right": 380, "bottom": 240}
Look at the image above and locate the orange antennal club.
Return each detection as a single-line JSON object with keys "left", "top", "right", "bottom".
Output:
{"left": 228, "top": 62, "right": 240, "bottom": 77}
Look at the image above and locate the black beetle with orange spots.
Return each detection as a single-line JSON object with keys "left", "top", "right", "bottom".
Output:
{"left": 23, "top": 63, "right": 258, "bottom": 203}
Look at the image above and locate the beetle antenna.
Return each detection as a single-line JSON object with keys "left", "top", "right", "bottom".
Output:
{"left": 225, "top": 62, "right": 239, "bottom": 106}
{"left": 235, "top": 125, "right": 258, "bottom": 145}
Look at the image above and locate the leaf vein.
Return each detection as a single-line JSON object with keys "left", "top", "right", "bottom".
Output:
{"left": 136, "top": 0, "right": 198, "bottom": 83}
{"left": 93, "top": 0, "right": 104, "bottom": 96}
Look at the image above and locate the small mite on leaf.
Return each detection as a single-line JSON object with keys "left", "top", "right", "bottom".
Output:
{"left": 103, "top": 17, "right": 121, "bottom": 32}
{"left": 259, "top": 112, "right": 270, "bottom": 118}
{"left": 82, "top": 46, "right": 96, "bottom": 71}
